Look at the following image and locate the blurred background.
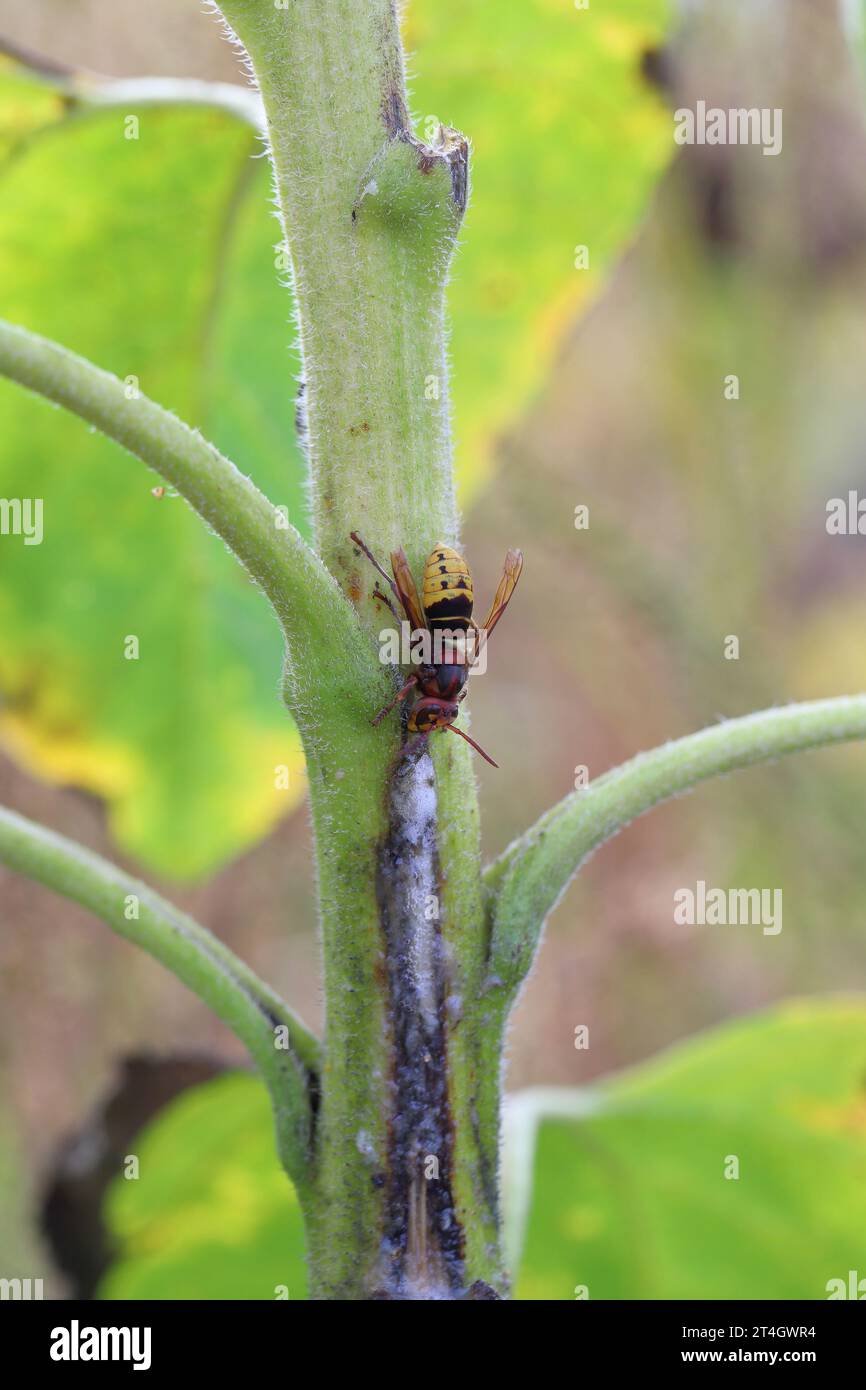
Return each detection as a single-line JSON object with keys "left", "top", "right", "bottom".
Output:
{"left": 2, "top": 0, "right": 866, "bottom": 1297}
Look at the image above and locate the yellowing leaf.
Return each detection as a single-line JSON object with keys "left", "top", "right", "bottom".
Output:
{"left": 405, "top": 0, "right": 673, "bottom": 500}
{"left": 0, "top": 77, "right": 308, "bottom": 878}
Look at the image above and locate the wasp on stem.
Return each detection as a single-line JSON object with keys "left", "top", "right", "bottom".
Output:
{"left": 350, "top": 532, "right": 523, "bottom": 767}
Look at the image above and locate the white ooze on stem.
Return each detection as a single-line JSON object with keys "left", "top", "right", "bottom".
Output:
{"left": 390, "top": 749, "right": 439, "bottom": 1033}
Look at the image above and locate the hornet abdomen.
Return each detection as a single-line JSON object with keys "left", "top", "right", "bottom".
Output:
{"left": 421, "top": 542, "right": 474, "bottom": 631}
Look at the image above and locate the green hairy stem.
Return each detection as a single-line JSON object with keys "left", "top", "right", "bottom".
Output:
{"left": 2, "top": 0, "right": 866, "bottom": 1302}
{"left": 484, "top": 695, "right": 866, "bottom": 1009}
{"left": 215, "top": 0, "right": 495, "bottom": 1299}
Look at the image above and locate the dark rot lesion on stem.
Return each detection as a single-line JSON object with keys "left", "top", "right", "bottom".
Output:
{"left": 373, "top": 745, "right": 469, "bottom": 1299}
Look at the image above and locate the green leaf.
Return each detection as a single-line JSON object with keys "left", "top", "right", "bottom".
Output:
{"left": 98, "top": 1071, "right": 307, "bottom": 1300}
{"left": 405, "top": 0, "right": 673, "bottom": 500}
{"left": 0, "top": 73, "right": 307, "bottom": 878}
{"left": 505, "top": 998, "right": 866, "bottom": 1300}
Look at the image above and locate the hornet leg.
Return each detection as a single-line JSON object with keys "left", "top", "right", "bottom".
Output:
{"left": 371, "top": 585, "right": 400, "bottom": 620}
{"left": 350, "top": 531, "right": 402, "bottom": 607}
{"left": 372, "top": 674, "right": 419, "bottom": 727}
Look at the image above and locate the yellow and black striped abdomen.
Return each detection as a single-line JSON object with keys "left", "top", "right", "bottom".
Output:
{"left": 421, "top": 543, "right": 474, "bottom": 630}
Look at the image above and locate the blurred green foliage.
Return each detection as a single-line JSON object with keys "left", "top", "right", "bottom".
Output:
{"left": 404, "top": 0, "right": 671, "bottom": 500}
{"left": 99, "top": 1072, "right": 307, "bottom": 1300}
{"left": 509, "top": 998, "right": 866, "bottom": 1299}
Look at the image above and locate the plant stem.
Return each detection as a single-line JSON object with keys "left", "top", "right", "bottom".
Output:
{"left": 0, "top": 803, "right": 318, "bottom": 1194}
{"left": 216, "top": 0, "right": 500, "bottom": 1299}
{"left": 485, "top": 695, "right": 866, "bottom": 1006}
